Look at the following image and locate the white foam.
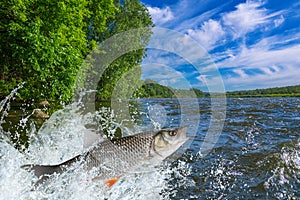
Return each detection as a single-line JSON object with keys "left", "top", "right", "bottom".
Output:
{"left": 0, "top": 101, "right": 189, "bottom": 200}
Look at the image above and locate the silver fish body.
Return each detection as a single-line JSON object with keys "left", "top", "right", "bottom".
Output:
{"left": 84, "top": 131, "right": 155, "bottom": 177}
{"left": 22, "top": 126, "right": 188, "bottom": 186}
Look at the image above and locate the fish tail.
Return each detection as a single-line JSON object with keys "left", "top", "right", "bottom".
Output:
{"left": 22, "top": 164, "right": 62, "bottom": 177}
{"left": 21, "top": 164, "right": 63, "bottom": 186}
{"left": 21, "top": 155, "right": 80, "bottom": 187}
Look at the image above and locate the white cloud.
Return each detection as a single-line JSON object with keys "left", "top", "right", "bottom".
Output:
{"left": 195, "top": 74, "right": 226, "bottom": 92}
{"left": 274, "top": 15, "right": 285, "bottom": 27}
{"left": 176, "top": 5, "right": 226, "bottom": 31}
{"left": 212, "top": 26, "right": 300, "bottom": 90}
{"left": 147, "top": 6, "right": 174, "bottom": 25}
{"left": 216, "top": 44, "right": 300, "bottom": 90}
{"left": 141, "top": 63, "right": 192, "bottom": 89}
{"left": 218, "top": 44, "right": 300, "bottom": 70}
{"left": 196, "top": 75, "right": 208, "bottom": 84}
{"left": 222, "top": 1, "right": 269, "bottom": 38}
{"left": 224, "top": 64, "right": 300, "bottom": 91}
{"left": 232, "top": 69, "right": 248, "bottom": 78}
{"left": 143, "top": 0, "right": 300, "bottom": 91}
{"left": 260, "top": 65, "right": 280, "bottom": 75}
{"left": 181, "top": 1, "right": 285, "bottom": 51}
{"left": 186, "top": 19, "right": 225, "bottom": 50}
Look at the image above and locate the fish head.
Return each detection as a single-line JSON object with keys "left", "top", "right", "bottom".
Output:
{"left": 151, "top": 126, "right": 188, "bottom": 159}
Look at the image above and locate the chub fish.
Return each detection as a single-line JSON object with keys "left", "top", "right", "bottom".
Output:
{"left": 22, "top": 126, "right": 188, "bottom": 188}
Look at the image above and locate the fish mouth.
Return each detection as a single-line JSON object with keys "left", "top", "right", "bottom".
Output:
{"left": 176, "top": 126, "right": 188, "bottom": 141}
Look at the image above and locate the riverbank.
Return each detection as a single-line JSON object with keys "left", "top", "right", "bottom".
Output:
{"left": 226, "top": 93, "right": 300, "bottom": 98}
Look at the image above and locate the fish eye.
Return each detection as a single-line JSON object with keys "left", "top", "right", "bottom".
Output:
{"left": 168, "top": 131, "right": 177, "bottom": 136}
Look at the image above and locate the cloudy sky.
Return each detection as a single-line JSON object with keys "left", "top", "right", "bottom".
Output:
{"left": 140, "top": 0, "right": 300, "bottom": 91}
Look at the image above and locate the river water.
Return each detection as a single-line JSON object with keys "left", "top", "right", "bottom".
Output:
{"left": 0, "top": 97, "right": 299, "bottom": 199}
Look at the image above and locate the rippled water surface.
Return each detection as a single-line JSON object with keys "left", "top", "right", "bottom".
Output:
{"left": 0, "top": 97, "right": 299, "bottom": 199}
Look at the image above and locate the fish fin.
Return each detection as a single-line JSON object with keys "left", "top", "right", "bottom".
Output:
{"left": 91, "top": 176, "right": 119, "bottom": 188}
{"left": 104, "top": 177, "right": 120, "bottom": 188}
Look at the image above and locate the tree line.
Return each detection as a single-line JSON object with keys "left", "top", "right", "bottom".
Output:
{"left": 133, "top": 80, "right": 300, "bottom": 98}
{"left": 0, "top": 0, "right": 153, "bottom": 104}
{"left": 226, "top": 85, "right": 300, "bottom": 97}
{"left": 134, "top": 79, "right": 208, "bottom": 98}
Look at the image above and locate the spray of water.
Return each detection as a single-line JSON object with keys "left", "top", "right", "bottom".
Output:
{"left": 264, "top": 142, "right": 300, "bottom": 199}
{"left": 0, "top": 87, "right": 193, "bottom": 200}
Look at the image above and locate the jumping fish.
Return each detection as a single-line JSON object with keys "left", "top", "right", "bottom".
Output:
{"left": 22, "top": 126, "right": 188, "bottom": 188}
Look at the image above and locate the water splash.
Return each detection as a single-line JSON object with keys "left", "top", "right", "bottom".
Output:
{"left": 0, "top": 83, "right": 24, "bottom": 142}
{"left": 264, "top": 142, "right": 300, "bottom": 199}
{"left": 148, "top": 104, "right": 167, "bottom": 130}
{"left": 160, "top": 160, "right": 195, "bottom": 199}
{"left": 0, "top": 83, "right": 24, "bottom": 114}
{"left": 0, "top": 90, "right": 191, "bottom": 199}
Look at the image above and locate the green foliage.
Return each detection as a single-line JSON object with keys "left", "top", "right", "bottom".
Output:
{"left": 111, "top": 65, "right": 143, "bottom": 99}
{"left": 86, "top": 0, "right": 118, "bottom": 49}
{"left": 96, "top": 0, "right": 154, "bottom": 100}
{"left": 135, "top": 81, "right": 174, "bottom": 98}
{"left": 0, "top": 0, "right": 153, "bottom": 103}
{"left": 191, "top": 88, "right": 205, "bottom": 97}
{"left": 226, "top": 85, "right": 300, "bottom": 97}
{"left": 0, "top": 0, "right": 117, "bottom": 104}
{"left": 134, "top": 79, "right": 207, "bottom": 98}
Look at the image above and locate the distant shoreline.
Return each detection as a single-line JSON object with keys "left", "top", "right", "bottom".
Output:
{"left": 225, "top": 93, "right": 300, "bottom": 98}
{"left": 134, "top": 81, "right": 300, "bottom": 98}
{"left": 1, "top": 84, "right": 299, "bottom": 102}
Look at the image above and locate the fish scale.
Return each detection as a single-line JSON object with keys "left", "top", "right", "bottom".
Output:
{"left": 82, "top": 132, "right": 156, "bottom": 178}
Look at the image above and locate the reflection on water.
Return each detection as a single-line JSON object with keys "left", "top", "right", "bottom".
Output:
{"left": 0, "top": 95, "right": 299, "bottom": 199}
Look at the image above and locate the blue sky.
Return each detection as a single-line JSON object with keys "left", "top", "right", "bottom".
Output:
{"left": 140, "top": 0, "right": 300, "bottom": 91}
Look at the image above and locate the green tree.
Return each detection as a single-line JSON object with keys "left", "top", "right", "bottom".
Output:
{"left": 191, "top": 88, "right": 205, "bottom": 97}
{"left": 0, "top": 0, "right": 117, "bottom": 103}
{"left": 96, "top": 0, "right": 153, "bottom": 100}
